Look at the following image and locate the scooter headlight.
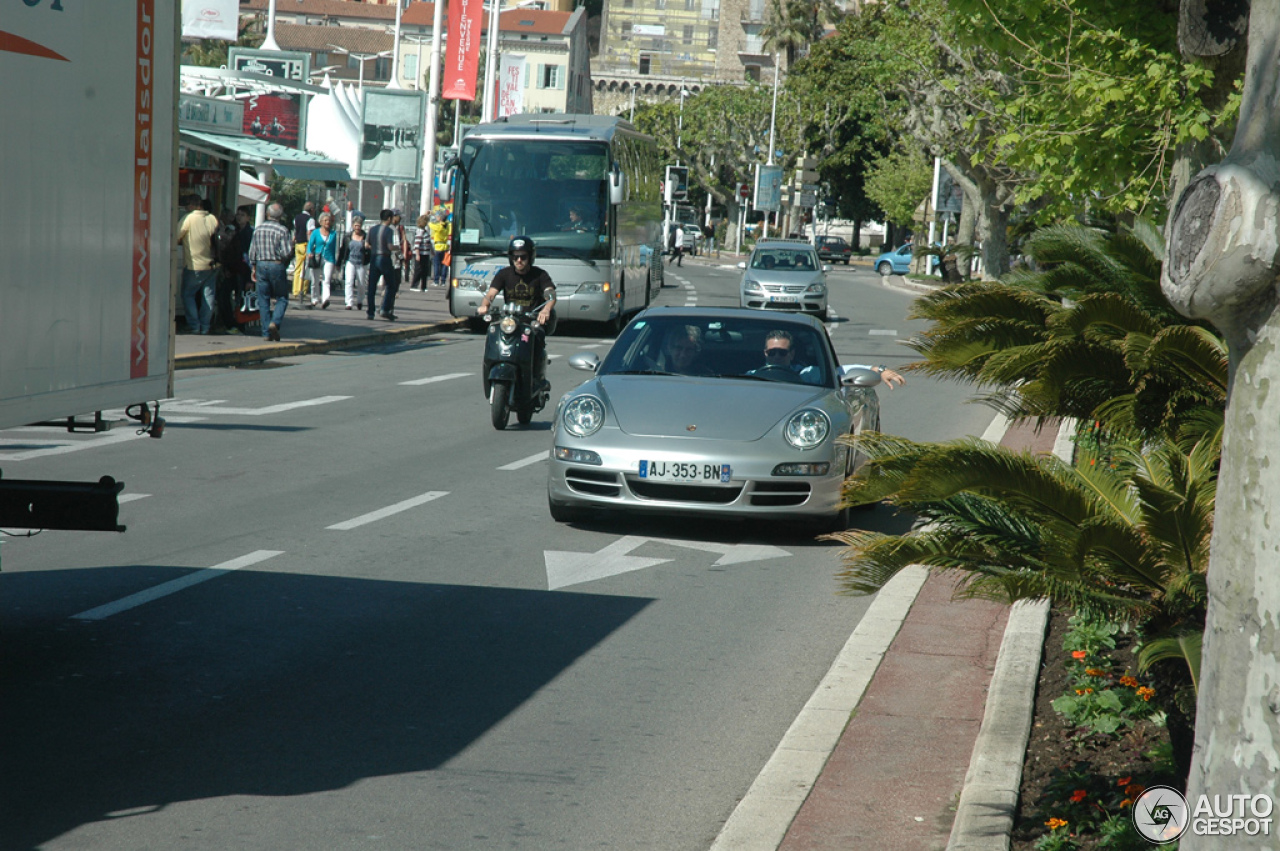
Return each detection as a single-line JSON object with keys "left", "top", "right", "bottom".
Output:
{"left": 500, "top": 315, "right": 519, "bottom": 335}
{"left": 562, "top": 395, "right": 605, "bottom": 437}
{"left": 784, "top": 408, "right": 830, "bottom": 450}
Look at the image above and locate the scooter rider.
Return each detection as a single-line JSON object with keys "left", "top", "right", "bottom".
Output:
{"left": 478, "top": 235, "right": 556, "bottom": 384}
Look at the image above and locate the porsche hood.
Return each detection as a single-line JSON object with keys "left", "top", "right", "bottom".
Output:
{"left": 594, "top": 376, "right": 828, "bottom": 440}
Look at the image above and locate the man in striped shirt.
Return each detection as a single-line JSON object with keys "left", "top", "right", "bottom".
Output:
{"left": 248, "top": 203, "right": 294, "bottom": 342}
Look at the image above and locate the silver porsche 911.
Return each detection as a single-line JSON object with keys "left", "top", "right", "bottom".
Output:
{"left": 547, "top": 307, "right": 883, "bottom": 529}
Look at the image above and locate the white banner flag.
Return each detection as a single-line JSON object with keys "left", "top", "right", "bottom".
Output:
{"left": 182, "top": 0, "right": 239, "bottom": 41}
{"left": 497, "top": 54, "right": 525, "bottom": 119}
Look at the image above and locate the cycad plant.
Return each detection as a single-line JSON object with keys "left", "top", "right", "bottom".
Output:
{"left": 906, "top": 221, "right": 1226, "bottom": 444}
{"left": 831, "top": 221, "right": 1227, "bottom": 775}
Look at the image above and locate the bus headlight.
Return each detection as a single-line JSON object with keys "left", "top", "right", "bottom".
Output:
{"left": 575, "top": 281, "right": 611, "bottom": 294}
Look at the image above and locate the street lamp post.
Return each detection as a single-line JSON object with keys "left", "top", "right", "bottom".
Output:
{"left": 408, "top": 0, "right": 448, "bottom": 218}
{"left": 328, "top": 45, "right": 393, "bottom": 90}
{"left": 764, "top": 54, "right": 779, "bottom": 239}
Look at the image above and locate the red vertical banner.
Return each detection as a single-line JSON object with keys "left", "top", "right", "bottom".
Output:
{"left": 443, "top": 0, "right": 483, "bottom": 101}
{"left": 132, "top": 0, "right": 155, "bottom": 379}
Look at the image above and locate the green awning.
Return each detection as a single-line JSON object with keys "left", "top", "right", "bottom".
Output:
{"left": 180, "top": 129, "right": 351, "bottom": 182}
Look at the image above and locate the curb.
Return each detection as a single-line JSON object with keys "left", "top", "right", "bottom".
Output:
{"left": 174, "top": 318, "right": 468, "bottom": 370}
{"left": 945, "top": 416, "right": 1075, "bottom": 850}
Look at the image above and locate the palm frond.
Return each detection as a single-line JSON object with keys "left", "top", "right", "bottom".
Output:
{"left": 1138, "top": 631, "right": 1203, "bottom": 692}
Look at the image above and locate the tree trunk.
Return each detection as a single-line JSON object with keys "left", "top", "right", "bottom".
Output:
{"left": 1164, "top": 2, "right": 1280, "bottom": 843}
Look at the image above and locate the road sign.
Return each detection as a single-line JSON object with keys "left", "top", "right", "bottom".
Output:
{"left": 755, "top": 164, "right": 783, "bottom": 212}
{"left": 738, "top": 183, "right": 750, "bottom": 199}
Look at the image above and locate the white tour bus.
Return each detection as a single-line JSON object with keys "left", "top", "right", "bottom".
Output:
{"left": 442, "top": 115, "right": 665, "bottom": 332}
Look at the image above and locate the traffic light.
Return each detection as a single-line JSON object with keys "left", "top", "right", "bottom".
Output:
{"left": 665, "top": 165, "right": 688, "bottom": 203}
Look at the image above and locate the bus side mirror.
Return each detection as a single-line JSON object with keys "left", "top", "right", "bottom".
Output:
{"left": 438, "top": 165, "right": 456, "bottom": 202}
{"left": 609, "top": 167, "right": 625, "bottom": 205}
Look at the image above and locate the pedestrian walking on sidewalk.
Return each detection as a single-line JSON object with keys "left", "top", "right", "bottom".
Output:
{"left": 429, "top": 207, "right": 452, "bottom": 286}
{"left": 366, "top": 209, "right": 402, "bottom": 321}
{"left": 409, "top": 213, "right": 432, "bottom": 291}
{"left": 306, "top": 212, "right": 338, "bottom": 309}
{"left": 248, "top": 202, "right": 293, "bottom": 342}
{"left": 340, "top": 217, "right": 370, "bottom": 310}
{"left": 177, "top": 193, "right": 220, "bottom": 334}
{"left": 291, "top": 201, "right": 316, "bottom": 302}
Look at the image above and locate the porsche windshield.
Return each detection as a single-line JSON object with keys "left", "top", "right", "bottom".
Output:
{"left": 600, "top": 316, "right": 836, "bottom": 387}
{"left": 456, "top": 138, "right": 609, "bottom": 259}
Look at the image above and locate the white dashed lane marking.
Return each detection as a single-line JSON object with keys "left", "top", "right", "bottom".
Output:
{"left": 72, "top": 550, "right": 284, "bottom": 621}
{"left": 326, "top": 491, "right": 450, "bottom": 531}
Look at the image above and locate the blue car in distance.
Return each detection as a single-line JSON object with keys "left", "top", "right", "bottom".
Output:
{"left": 874, "top": 243, "right": 915, "bottom": 276}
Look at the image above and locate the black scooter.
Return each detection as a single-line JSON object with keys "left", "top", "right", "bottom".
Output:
{"left": 481, "top": 301, "right": 551, "bottom": 429}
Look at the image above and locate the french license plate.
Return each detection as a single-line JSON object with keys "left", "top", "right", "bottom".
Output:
{"left": 770, "top": 295, "right": 800, "bottom": 303}
{"left": 639, "top": 460, "right": 732, "bottom": 483}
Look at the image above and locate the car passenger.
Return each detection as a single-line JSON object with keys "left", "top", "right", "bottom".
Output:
{"left": 648, "top": 324, "right": 710, "bottom": 375}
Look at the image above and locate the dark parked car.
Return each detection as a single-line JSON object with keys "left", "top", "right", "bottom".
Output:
{"left": 815, "top": 236, "right": 853, "bottom": 264}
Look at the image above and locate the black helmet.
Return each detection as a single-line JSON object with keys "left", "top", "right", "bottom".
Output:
{"left": 508, "top": 235, "right": 535, "bottom": 265}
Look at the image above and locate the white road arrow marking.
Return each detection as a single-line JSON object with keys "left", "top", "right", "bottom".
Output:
{"left": 160, "top": 396, "right": 352, "bottom": 416}
{"left": 544, "top": 536, "right": 791, "bottom": 590}
{"left": 545, "top": 536, "right": 673, "bottom": 591}
{"left": 641, "top": 537, "right": 792, "bottom": 566}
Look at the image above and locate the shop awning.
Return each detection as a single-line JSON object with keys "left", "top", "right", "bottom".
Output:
{"left": 181, "top": 128, "right": 351, "bottom": 183}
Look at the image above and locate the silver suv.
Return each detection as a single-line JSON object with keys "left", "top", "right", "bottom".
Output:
{"left": 738, "top": 238, "right": 829, "bottom": 319}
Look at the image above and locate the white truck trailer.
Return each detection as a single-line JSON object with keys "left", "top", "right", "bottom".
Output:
{"left": 1, "top": 3, "right": 178, "bottom": 531}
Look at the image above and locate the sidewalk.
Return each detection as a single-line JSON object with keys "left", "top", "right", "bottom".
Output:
{"left": 174, "top": 285, "right": 465, "bottom": 370}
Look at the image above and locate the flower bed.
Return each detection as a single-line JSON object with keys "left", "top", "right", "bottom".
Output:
{"left": 1010, "top": 607, "right": 1183, "bottom": 850}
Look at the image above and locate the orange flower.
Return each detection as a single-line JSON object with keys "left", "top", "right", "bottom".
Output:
{"left": 1085, "top": 668, "right": 1108, "bottom": 677}
{"left": 1119, "top": 675, "right": 1139, "bottom": 687}
{"left": 1126, "top": 784, "right": 1145, "bottom": 798}
{"left": 1120, "top": 798, "right": 1133, "bottom": 807}
{"left": 1117, "top": 777, "right": 1132, "bottom": 787}
{"left": 1070, "top": 789, "right": 1087, "bottom": 803}
{"left": 1072, "top": 650, "right": 1088, "bottom": 660}
{"left": 1074, "top": 687, "right": 1094, "bottom": 695}
{"left": 1046, "top": 817, "right": 1069, "bottom": 830}
{"left": 1136, "top": 686, "right": 1156, "bottom": 701}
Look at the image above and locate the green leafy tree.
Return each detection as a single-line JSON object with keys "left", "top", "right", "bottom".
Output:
{"left": 633, "top": 85, "right": 796, "bottom": 244}
{"left": 863, "top": 149, "right": 931, "bottom": 236}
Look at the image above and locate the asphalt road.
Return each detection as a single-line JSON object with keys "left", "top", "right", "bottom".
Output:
{"left": 0, "top": 262, "right": 995, "bottom": 850}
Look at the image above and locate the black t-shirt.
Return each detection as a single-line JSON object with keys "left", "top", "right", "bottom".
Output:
{"left": 491, "top": 265, "right": 555, "bottom": 310}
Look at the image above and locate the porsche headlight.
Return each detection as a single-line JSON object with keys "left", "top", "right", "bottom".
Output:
{"left": 562, "top": 395, "right": 605, "bottom": 437}
{"left": 784, "top": 408, "right": 830, "bottom": 450}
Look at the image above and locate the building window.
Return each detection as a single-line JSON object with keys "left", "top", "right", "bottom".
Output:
{"left": 708, "top": 28, "right": 717, "bottom": 48}
{"left": 682, "top": 24, "right": 693, "bottom": 44}
{"left": 639, "top": 54, "right": 651, "bottom": 75}
{"left": 538, "top": 63, "right": 563, "bottom": 89}
{"left": 403, "top": 53, "right": 418, "bottom": 82}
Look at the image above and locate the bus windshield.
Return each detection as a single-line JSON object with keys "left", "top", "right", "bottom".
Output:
{"left": 456, "top": 138, "right": 610, "bottom": 260}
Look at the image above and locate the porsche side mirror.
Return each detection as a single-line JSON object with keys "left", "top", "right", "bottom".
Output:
{"left": 568, "top": 352, "right": 601, "bottom": 373}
